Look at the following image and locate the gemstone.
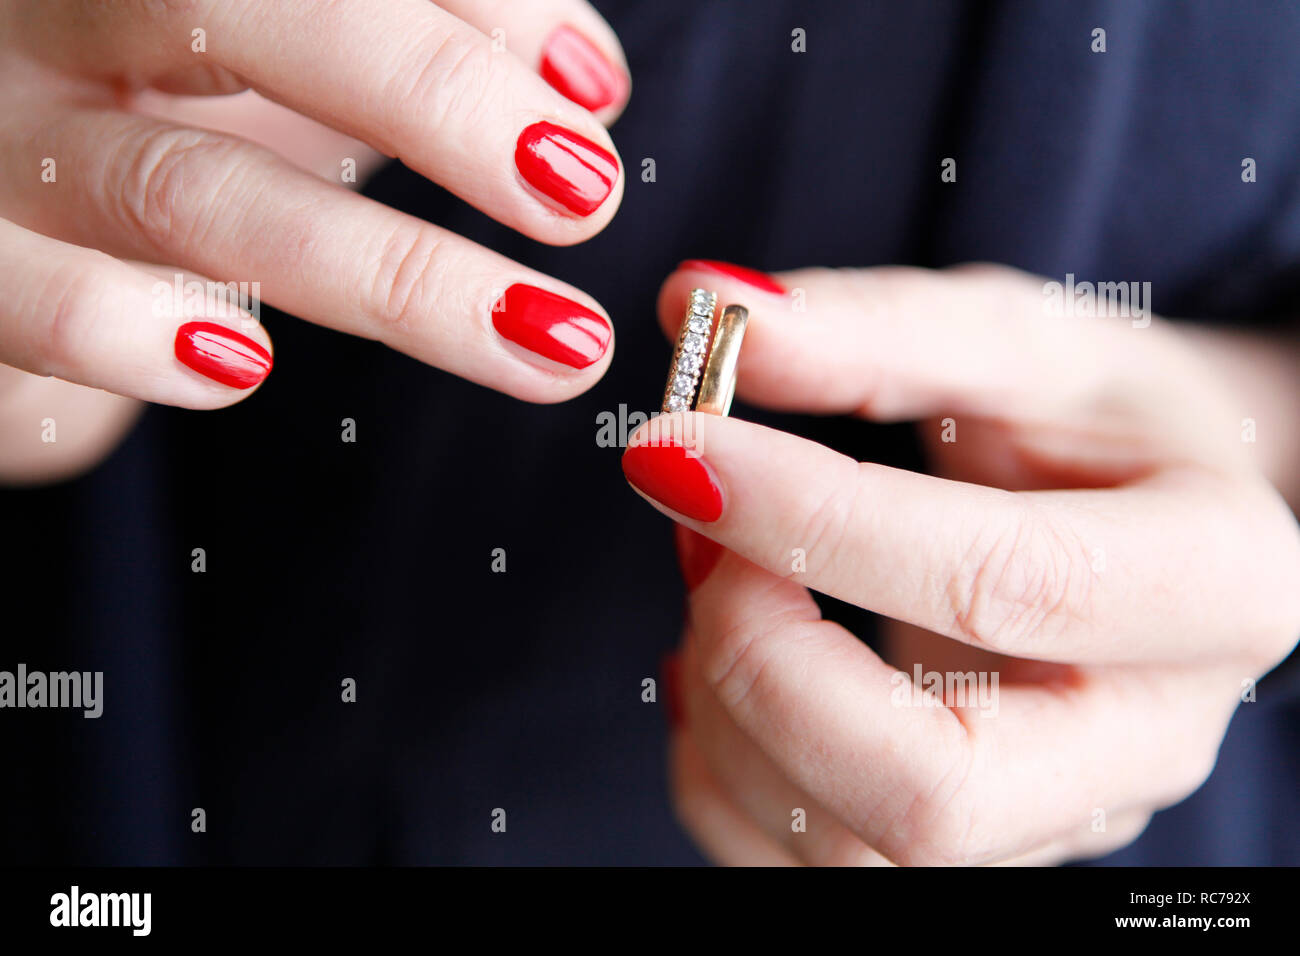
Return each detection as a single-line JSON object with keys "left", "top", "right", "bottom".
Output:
{"left": 677, "top": 352, "right": 702, "bottom": 374}
{"left": 673, "top": 374, "right": 694, "bottom": 394}
{"left": 666, "top": 394, "right": 688, "bottom": 412}
{"left": 688, "top": 316, "right": 710, "bottom": 334}
{"left": 683, "top": 332, "right": 706, "bottom": 352}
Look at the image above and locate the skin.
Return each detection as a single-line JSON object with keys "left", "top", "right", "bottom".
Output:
{"left": 0, "top": 0, "right": 629, "bottom": 483}
{"left": 6, "top": 2, "right": 1299, "bottom": 868}
{"left": 639, "top": 262, "right": 1300, "bottom": 866}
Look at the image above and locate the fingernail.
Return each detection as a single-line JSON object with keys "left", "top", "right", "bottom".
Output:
{"left": 622, "top": 439, "right": 723, "bottom": 522}
{"left": 516, "top": 121, "right": 618, "bottom": 216}
{"left": 661, "top": 652, "right": 684, "bottom": 729}
{"left": 492, "top": 283, "right": 611, "bottom": 368}
{"left": 678, "top": 259, "right": 786, "bottom": 295}
{"left": 174, "top": 321, "right": 272, "bottom": 388}
{"left": 540, "top": 25, "right": 626, "bottom": 112}
{"left": 674, "top": 524, "right": 723, "bottom": 590}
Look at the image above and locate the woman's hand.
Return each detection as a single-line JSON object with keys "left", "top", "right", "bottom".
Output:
{"left": 0, "top": 0, "right": 629, "bottom": 481}
{"left": 627, "top": 261, "right": 1300, "bottom": 865}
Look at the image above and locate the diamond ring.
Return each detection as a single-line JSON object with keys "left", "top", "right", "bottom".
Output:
{"left": 660, "top": 289, "right": 749, "bottom": 417}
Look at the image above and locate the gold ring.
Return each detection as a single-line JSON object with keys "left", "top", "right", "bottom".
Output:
{"left": 660, "top": 289, "right": 748, "bottom": 417}
{"left": 695, "top": 305, "right": 748, "bottom": 416}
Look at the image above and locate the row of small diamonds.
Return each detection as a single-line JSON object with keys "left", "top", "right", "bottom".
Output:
{"left": 662, "top": 289, "right": 717, "bottom": 412}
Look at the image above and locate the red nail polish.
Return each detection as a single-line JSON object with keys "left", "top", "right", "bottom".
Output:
{"left": 661, "top": 652, "right": 684, "bottom": 729}
{"left": 674, "top": 524, "right": 723, "bottom": 590}
{"left": 540, "top": 25, "right": 626, "bottom": 112}
{"left": 678, "top": 259, "right": 786, "bottom": 295}
{"left": 492, "top": 283, "right": 611, "bottom": 368}
{"left": 515, "top": 121, "right": 618, "bottom": 216}
{"left": 622, "top": 439, "right": 723, "bottom": 522}
{"left": 174, "top": 321, "right": 272, "bottom": 388}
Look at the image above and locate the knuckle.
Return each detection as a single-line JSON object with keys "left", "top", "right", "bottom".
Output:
{"left": 883, "top": 750, "right": 985, "bottom": 867}
{"left": 945, "top": 501, "right": 1094, "bottom": 654}
{"left": 363, "top": 222, "right": 449, "bottom": 337}
{"left": 40, "top": 264, "right": 114, "bottom": 379}
{"left": 701, "top": 585, "right": 805, "bottom": 719}
{"left": 388, "top": 28, "right": 499, "bottom": 145}
{"left": 792, "top": 458, "right": 864, "bottom": 579}
{"left": 115, "top": 126, "right": 245, "bottom": 255}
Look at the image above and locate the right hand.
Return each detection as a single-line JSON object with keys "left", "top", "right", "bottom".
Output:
{"left": 0, "top": 0, "right": 629, "bottom": 481}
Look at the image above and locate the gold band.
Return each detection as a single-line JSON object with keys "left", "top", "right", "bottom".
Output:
{"left": 660, "top": 290, "right": 748, "bottom": 418}
{"left": 694, "top": 305, "right": 748, "bottom": 417}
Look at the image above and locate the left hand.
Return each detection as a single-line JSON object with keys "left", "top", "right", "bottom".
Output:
{"left": 625, "top": 261, "right": 1300, "bottom": 865}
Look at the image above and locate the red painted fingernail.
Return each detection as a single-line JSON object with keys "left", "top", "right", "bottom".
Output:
{"left": 661, "top": 652, "right": 684, "bottom": 729}
{"left": 174, "top": 321, "right": 272, "bottom": 388}
{"left": 515, "top": 121, "right": 618, "bottom": 216}
{"left": 622, "top": 439, "right": 723, "bottom": 522}
{"left": 674, "top": 524, "right": 723, "bottom": 590}
{"left": 492, "top": 283, "right": 611, "bottom": 368}
{"left": 678, "top": 259, "right": 786, "bottom": 295}
{"left": 540, "top": 25, "right": 626, "bottom": 112}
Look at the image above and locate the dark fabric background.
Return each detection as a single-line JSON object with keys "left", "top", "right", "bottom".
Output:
{"left": 2, "top": 0, "right": 1298, "bottom": 864}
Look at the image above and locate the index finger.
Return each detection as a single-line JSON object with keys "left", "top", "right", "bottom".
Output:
{"left": 622, "top": 412, "right": 1300, "bottom": 665}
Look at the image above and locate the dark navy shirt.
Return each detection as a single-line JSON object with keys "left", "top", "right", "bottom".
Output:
{"left": 3, "top": 0, "right": 1299, "bottom": 864}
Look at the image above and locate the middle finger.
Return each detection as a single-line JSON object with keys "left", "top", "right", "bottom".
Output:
{"left": 2, "top": 108, "right": 614, "bottom": 400}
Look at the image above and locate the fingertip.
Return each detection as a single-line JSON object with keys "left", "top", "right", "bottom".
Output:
{"left": 512, "top": 118, "right": 624, "bottom": 242}
{"left": 539, "top": 23, "right": 632, "bottom": 121}
{"left": 173, "top": 320, "right": 273, "bottom": 391}
{"left": 505, "top": 351, "right": 614, "bottom": 404}
{"left": 485, "top": 281, "right": 615, "bottom": 401}
{"left": 676, "top": 260, "right": 787, "bottom": 296}
{"left": 657, "top": 260, "right": 795, "bottom": 337}
{"left": 621, "top": 411, "right": 726, "bottom": 523}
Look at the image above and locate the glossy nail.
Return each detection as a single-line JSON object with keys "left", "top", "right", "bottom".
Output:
{"left": 515, "top": 121, "right": 618, "bottom": 216}
{"left": 492, "top": 283, "right": 611, "bottom": 368}
{"left": 674, "top": 524, "right": 723, "bottom": 590}
{"left": 678, "top": 259, "right": 786, "bottom": 295}
{"left": 174, "top": 321, "right": 272, "bottom": 388}
{"left": 622, "top": 439, "right": 723, "bottom": 522}
{"left": 540, "top": 25, "right": 626, "bottom": 112}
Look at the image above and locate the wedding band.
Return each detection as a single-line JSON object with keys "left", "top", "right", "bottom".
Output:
{"left": 695, "top": 305, "right": 748, "bottom": 416}
{"left": 660, "top": 289, "right": 748, "bottom": 417}
{"left": 661, "top": 288, "right": 717, "bottom": 413}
